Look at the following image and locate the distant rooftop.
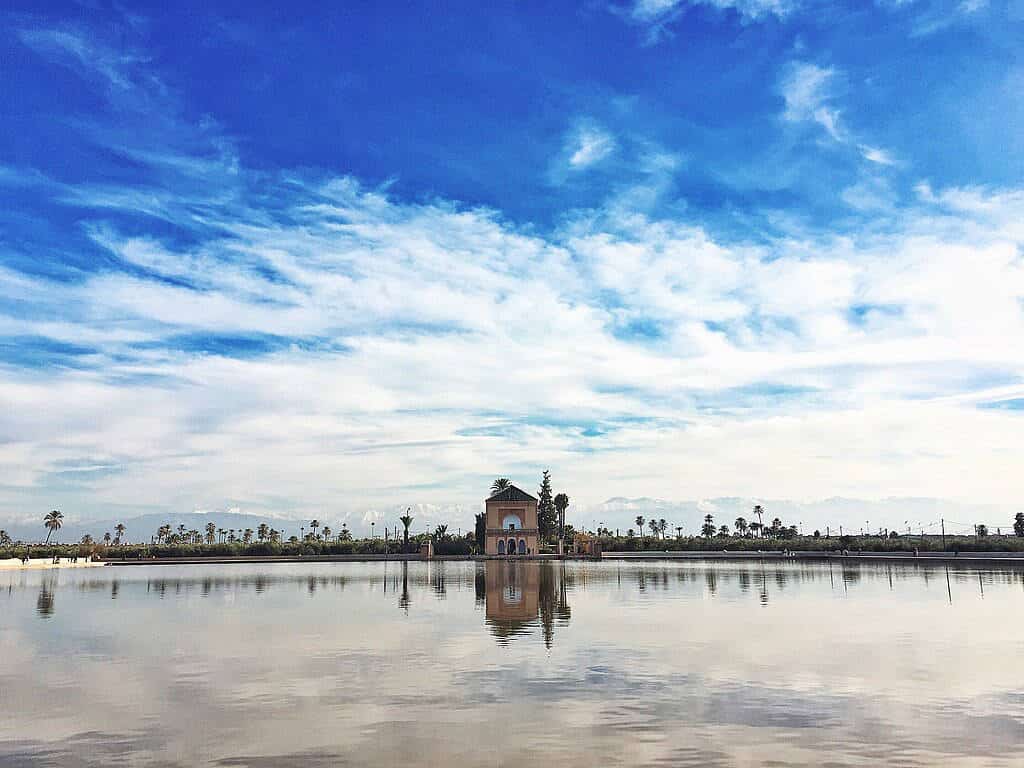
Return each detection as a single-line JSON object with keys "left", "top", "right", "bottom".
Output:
{"left": 486, "top": 485, "right": 537, "bottom": 503}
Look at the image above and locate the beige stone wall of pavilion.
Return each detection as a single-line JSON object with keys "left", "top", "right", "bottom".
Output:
{"left": 484, "top": 496, "right": 539, "bottom": 555}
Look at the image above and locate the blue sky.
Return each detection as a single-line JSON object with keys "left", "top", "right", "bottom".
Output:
{"left": 1, "top": 1, "right": 1023, "bottom": 532}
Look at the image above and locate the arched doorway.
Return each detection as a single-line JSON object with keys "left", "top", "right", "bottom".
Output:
{"left": 518, "top": 539, "right": 527, "bottom": 555}
{"left": 497, "top": 540, "right": 505, "bottom": 555}
{"left": 507, "top": 538, "right": 517, "bottom": 556}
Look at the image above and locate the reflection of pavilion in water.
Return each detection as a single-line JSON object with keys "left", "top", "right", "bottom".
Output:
{"left": 480, "top": 561, "right": 571, "bottom": 647}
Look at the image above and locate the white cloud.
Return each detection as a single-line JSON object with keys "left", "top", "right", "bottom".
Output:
{"left": 889, "top": 0, "right": 992, "bottom": 36}
{"left": 569, "top": 127, "right": 616, "bottom": 169}
{"left": 2, "top": 171, "right": 1024, "bottom": 533}
{"left": 628, "top": 0, "right": 796, "bottom": 23}
{"left": 860, "top": 145, "right": 896, "bottom": 165}
{"left": 780, "top": 62, "right": 899, "bottom": 181}
{"left": 617, "top": 0, "right": 796, "bottom": 44}
{"left": 16, "top": 26, "right": 162, "bottom": 98}
{"left": 780, "top": 62, "right": 842, "bottom": 138}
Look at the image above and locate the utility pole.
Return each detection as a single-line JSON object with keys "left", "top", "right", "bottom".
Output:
{"left": 941, "top": 518, "right": 946, "bottom": 549}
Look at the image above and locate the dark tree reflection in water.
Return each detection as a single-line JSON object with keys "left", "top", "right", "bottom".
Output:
{"left": 35, "top": 580, "right": 55, "bottom": 618}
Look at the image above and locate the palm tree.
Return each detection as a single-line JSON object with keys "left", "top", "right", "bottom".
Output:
{"left": 114, "top": 523, "right": 126, "bottom": 545}
{"left": 80, "top": 534, "right": 93, "bottom": 545}
{"left": 648, "top": 519, "right": 658, "bottom": 538}
{"left": 218, "top": 528, "right": 226, "bottom": 543}
{"left": 701, "top": 514, "right": 716, "bottom": 538}
{"left": 770, "top": 518, "right": 782, "bottom": 537}
{"left": 322, "top": 526, "right": 331, "bottom": 543}
{"left": 490, "top": 478, "right": 511, "bottom": 494}
{"left": 658, "top": 518, "right": 667, "bottom": 539}
{"left": 257, "top": 523, "right": 269, "bottom": 542}
{"left": 434, "top": 524, "right": 448, "bottom": 540}
{"left": 0, "top": 529, "right": 12, "bottom": 546}
{"left": 44, "top": 510, "right": 64, "bottom": 544}
{"left": 339, "top": 524, "right": 352, "bottom": 542}
{"left": 553, "top": 493, "right": 570, "bottom": 538}
{"left": 675, "top": 526, "right": 683, "bottom": 538}
{"left": 734, "top": 517, "right": 748, "bottom": 536}
{"left": 103, "top": 532, "right": 112, "bottom": 545}
{"left": 310, "top": 519, "right": 320, "bottom": 539}
{"left": 752, "top": 505, "right": 765, "bottom": 538}
{"left": 635, "top": 516, "right": 646, "bottom": 540}
{"left": 177, "top": 524, "right": 187, "bottom": 540}
{"left": 399, "top": 510, "right": 414, "bottom": 552}
{"left": 243, "top": 528, "right": 254, "bottom": 545}
{"left": 269, "top": 528, "right": 281, "bottom": 543}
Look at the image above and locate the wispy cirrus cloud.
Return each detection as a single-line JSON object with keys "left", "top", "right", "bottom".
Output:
{"left": 569, "top": 125, "right": 617, "bottom": 169}
{"left": 628, "top": 0, "right": 795, "bottom": 23}
{"left": 780, "top": 61, "right": 898, "bottom": 167}
{"left": 17, "top": 25, "right": 159, "bottom": 94}
{"left": 780, "top": 62, "right": 842, "bottom": 138}
{"left": 548, "top": 120, "right": 618, "bottom": 185}
{"left": 618, "top": 0, "right": 796, "bottom": 43}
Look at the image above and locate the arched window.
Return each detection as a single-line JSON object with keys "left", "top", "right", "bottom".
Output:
{"left": 518, "top": 539, "right": 526, "bottom": 555}
{"left": 507, "top": 538, "right": 517, "bottom": 555}
{"left": 497, "top": 539, "right": 505, "bottom": 555}
{"left": 502, "top": 514, "right": 523, "bottom": 531}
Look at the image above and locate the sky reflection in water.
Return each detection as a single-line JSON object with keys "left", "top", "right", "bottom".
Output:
{"left": 2, "top": 559, "right": 1023, "bottom": 767}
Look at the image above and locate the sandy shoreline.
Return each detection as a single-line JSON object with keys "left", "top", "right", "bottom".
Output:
{"left": 0, "top": 557, "right": 109, "bottom": 570}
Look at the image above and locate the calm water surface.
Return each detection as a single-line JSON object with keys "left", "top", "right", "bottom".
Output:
{"left": 2, "top": 559, "right": 1023, "bottom": 767}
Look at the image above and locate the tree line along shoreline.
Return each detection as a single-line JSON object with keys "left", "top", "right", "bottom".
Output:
{"left": 6, "top": 533, "right": 1024, "bottom": 563}
{"left": 4, "top": 486, "right": 1023, "bottom": 560}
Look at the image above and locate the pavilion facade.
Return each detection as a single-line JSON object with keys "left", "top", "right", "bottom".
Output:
{"left": 484, "top": 485, "right": 539, "bottom": 556}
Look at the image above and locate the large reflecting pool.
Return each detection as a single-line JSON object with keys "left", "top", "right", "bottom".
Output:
{"left": 2, "top": 559, "right": 1023, "bottom": 766}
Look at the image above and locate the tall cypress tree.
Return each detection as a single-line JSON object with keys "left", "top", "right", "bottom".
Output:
{"left": 474, "top": 512, "right": 487, "bottom": 551}
{"left": 537, "top": 470, "right": 556, "bottom": 540}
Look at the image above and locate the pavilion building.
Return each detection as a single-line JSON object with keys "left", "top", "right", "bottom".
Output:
{"left": 484, "top": 485, "right": 539, "bottom": 556}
